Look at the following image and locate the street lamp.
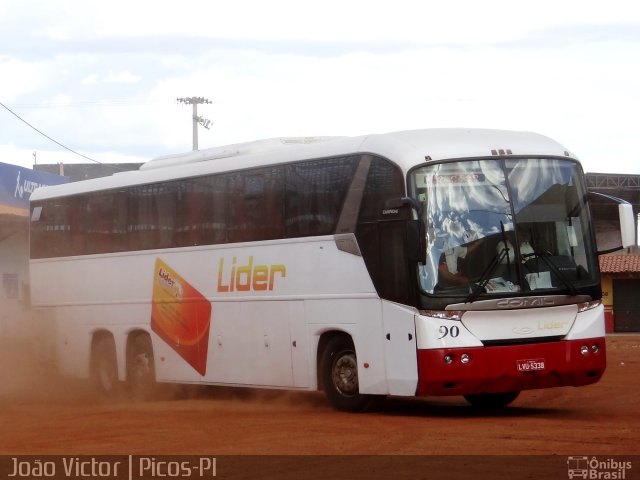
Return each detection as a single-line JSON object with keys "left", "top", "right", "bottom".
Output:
{"left": 177, "top": 97, "right": 213, "bottom": 150}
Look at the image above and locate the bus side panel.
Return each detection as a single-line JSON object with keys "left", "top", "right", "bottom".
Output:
{"left": 30, "top": 238, "right": 380, "bottom": 391}
{"left": 381, "top": 301, "right": 418, "bottom": 396}
{"left": 30, "top": 256, "right": 156, "bottom": 310}
{"left": 34, "top": 308, "right": 92, "bottom": 379}
{"left": 203, "top": 301, "right": 298, "bottom": 388}
{"left": 151, "top": 327, "right": 204, "bottom": 384}
{"left": 32, "top": 308, "right": 59, "bottom": 371}
{"left": 31, "top": 305, "right": 127, "bottom": 381}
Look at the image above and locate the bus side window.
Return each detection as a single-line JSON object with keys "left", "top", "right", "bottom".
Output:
{"left": 31, "top": 199, "right": 72, "bottom": 258}
{"left": 228, "top": 167, "right": 285, "bottom": 243}
{"left": 156, "top": 184, "right": 176, "bottom": 249}
{"left": 128, "top": 186, "right": 152, "bottom": 251}
{"left": 251, "top": 167, "right": 284, "bottom": 241}
{"left": 284, "top": 156, "right": 358, "bottom": 238}
{"left": 68, "top": 199, "right": 85, "bottom": 255}
{"left": 83, "top": 193, "right": 128, "bottom": 254}
{"left": 176, "top": 179, "right": 206, "bottom": 247}
{"left": 84, "top": 194, "right": 112, "bottom": 255}
{"left": 208, "top": 175, "right": 228, "bottom": 244}
{"left": 228, "top": 173, "right": 249, "bottom": 243}
{"left": 127, "top": 183, "right": 176, "bottom": 251}
{"left": 176, "top": 175, "right": 229, "bottom": 248}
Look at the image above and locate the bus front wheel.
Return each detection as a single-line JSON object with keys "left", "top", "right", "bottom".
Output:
{"left": 464, "top": 391, "right": 520, "bottom": 408}
{"left": 320, "top": 335, "right": 375, "bottom": 412}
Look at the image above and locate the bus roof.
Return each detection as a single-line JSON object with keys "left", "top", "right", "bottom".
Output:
{"left": 30, "top": 128, "right": 576, "bottom": 201}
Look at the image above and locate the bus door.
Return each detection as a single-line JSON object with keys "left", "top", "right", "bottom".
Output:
{"left": 382, "top": 301, "right": 419, "bottom": 395}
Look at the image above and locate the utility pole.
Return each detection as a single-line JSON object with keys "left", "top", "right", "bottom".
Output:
{"left": 177, "top": 97, "right": 212, "bottom": 150}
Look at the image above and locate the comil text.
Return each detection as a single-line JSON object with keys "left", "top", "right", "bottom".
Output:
{"left": 217, "top": 256, "right": 286, "bottom": 292}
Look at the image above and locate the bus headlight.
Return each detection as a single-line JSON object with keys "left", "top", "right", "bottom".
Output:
{"left": 577, "top": 300, "right": 601, "bottom": 313}
{"left": 422, "top": 310, "right": 465, "bottom": 321}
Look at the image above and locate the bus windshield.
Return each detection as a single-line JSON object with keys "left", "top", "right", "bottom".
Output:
{"left": 410, "top": 158, "right": 598, "bottom": 297}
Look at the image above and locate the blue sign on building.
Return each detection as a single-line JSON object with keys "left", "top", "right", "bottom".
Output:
{"left": 0, "top": 162, "right": 69, "bottom": 215}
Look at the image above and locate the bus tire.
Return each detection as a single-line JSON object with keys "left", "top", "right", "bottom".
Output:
{"left": 320, "top": 335, "right": 375, "bottom": 412}
{"left": 91, "top": 336, "right": 120, "bottom": 397}
{"left": 127, "top": 333, "right": 156, "bottom": 401}
{"left": 464, "top": 391, "right": 520, "bottom": 408}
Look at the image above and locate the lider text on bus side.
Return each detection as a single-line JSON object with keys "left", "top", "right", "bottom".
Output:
{"left": 217, "top": 256, "right": 286, "bottom": 292}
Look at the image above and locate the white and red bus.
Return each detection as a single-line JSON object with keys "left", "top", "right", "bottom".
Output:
{"left": 29, "top": 129, "right": 636, "bottom": 410}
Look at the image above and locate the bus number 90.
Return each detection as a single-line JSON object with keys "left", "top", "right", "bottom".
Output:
{"left": 438, "top": 325, "right": 460, "bottom": 339}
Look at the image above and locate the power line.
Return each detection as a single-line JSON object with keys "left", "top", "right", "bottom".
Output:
{"left": 10, "top": 99, "right": 173, "bottom": 109}
{"left": 0, "top": 100, "right": 101, "bottom": 164}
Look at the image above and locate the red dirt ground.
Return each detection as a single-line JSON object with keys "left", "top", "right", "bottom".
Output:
{"left": 1, "top": 336, "right": 638, "bottom": 478}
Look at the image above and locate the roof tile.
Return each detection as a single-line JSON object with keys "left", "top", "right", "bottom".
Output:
{"left": 599, "top": 254, "right": 640, "bottom": 274}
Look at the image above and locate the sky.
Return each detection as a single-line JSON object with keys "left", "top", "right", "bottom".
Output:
{"left": 1, "top": 0, "right": 640, "bottom": 174}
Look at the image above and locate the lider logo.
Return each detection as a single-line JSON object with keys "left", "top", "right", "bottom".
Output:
{"left": 217, "top": 256, "right": 286, "bottom": 292}
{"left": 158, "top": 267, "right": 184, "bottom": 297}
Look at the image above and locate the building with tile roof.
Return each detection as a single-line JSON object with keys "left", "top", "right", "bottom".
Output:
{"left": 599, "top": 254, "right": 640, "bottom": 333}
{"left": 599, "top": 254, "right": 640, "bottom": 275}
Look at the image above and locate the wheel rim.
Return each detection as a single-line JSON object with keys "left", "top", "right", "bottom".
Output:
{"left": 132, "top": 351, "right": 151, "bottom": 381}
{"left": 331, "top": 351, "right": 358, "bottom": 397}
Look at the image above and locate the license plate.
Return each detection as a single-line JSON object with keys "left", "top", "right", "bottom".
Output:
{"left": 516, "top": 358, "right": 546, "bottom": 372}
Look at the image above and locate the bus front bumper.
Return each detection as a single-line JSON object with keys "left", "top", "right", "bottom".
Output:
{"left": 415, "top": 337, "right": 606, "bottom": 396}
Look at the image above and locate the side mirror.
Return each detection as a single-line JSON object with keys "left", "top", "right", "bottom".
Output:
{"left": 400, "top": 196, "right": 423, "bottom": 215}
{"left": 589, "top": 192, "right": 637, "bottom": 254}
{"left": 406, "top": 219, "right": 427, "bottom": 264}
{"left": 400, "top": 197, "right": 427, "bottom": 264}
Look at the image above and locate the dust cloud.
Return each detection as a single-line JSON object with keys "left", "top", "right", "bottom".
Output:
{"left": 0, "top": 336, "right": 96, "bottom": 406}
{"left": 0, "top": 331, "right": 327, "bottom": 411}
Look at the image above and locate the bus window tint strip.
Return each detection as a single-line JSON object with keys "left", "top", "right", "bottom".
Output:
{"left": 30, "top": 156, "right": 360, "bottom": 258}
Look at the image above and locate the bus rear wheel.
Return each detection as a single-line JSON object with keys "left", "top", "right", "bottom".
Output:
{"left": 127, "top": 334, "right": 156, "bottom": 400}
{"left": 91, "top": 336, "right": 119, "bottom": 396}
{"left": 320, "top": 335, "right": 375, "bottom": 412}
{"left": 464, "top": 391, "right": 520, "bottom": 408}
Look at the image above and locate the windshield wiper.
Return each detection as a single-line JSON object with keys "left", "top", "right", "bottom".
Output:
{"left": 465, "top": 246, "right": 509, "bottom": 303}
{"left": 466, "top": 221, "right": 513, "bottom": 303}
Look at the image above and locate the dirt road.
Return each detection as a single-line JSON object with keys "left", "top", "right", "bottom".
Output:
{"left": 0, "top": 336, "right": 638, "bottom": 477}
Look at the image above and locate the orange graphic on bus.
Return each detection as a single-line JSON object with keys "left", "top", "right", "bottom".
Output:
{"left": 151, "top": 258, "right": 211, "bottom": 375}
